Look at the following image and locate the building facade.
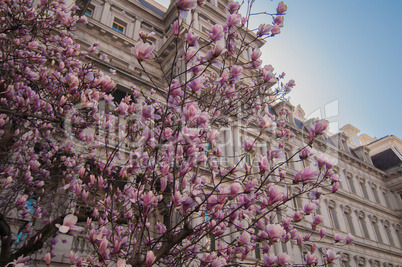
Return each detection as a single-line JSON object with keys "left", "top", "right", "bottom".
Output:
{"left": 24, "top": 0, "right": 402, "bottom": 265}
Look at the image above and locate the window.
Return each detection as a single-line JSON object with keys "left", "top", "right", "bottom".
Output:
{"left": 327, "top": 200, "right": 340, "bottom": 230}
{"left": 346, "top": 175, "right": 356, "bottom": 194}
{"left": 343, "top": 206, "right": 356, "bottom": 235}
{"left": 112, "top": 18, "right": 126, "bottom": 34}
{"left": 292, "top": 188, "right": 303, "bottom": 211}
{"left": 371, "top": 216, "right": 383, "bottom": 243}
{"left": 383, "top": 189, "right": 393, "bottom": 208}
{"left": 384, "top": 220, "right": 395, "bottom": 247}
{"left": 395, "top": 224, "right": 402, "bottom": 247}
{"left": 84, "top": 6, "right": 94, "bottom": 17}
{"left": 359, "top": 179, "right": 370, "bottom": 199}
{"left": 357, "top": 211, "right": 370, "bottom": 239}
{"left": 372, "top": 184, "right": 381, "bottom": 204}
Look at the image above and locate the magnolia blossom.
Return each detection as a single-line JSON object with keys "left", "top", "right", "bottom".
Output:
{"left": 238, "top": 231, "right": 251, "bottom": 246}
{"left": 55, "top": 214, "right": 84, "bottom": 233}
{"left": 276, "top": 1, "right": 287, "bottom": 14}
{"left": 45, "top": 252, "right": 51, "bottom": 265}
{"left": 257, "top": 24, "right": 273, "bottom": 36}
{"left": 303, "top": 202, "right": 317, "bottom": 215}
{"left": 299, "top": 146, "right": 313, "bottom": 159}
{"left": 309, "top": 120, "right": 329, "bottom": 141}
{"left": 325, "top": 248, "right": 340, "bottom": 263}
{"left": 277, "top": 252, "right": 290, "bottom": 266}
{"left": 259, "top": 115, "right": 276, "bottom": 129}
{"left": 209, "top": 25, "right": 224, "bottom": 41}
{"left": 345, "top": 233, "right": 354, "bottom": 244}
{"left": 294, "top": 166, "right": 319, "bottom": 184}
{"left": 177, "top": 0, "right": 197, "bottom": 10}
{"left": 305, "top": 252, "right": 318, "bottom": 265}
{"left": 263, "top": 254, "right": 277, "bottom": 266}
{"left": 131, "top": 41, "right": 155, "bottom": 62}
{"left": 243, "top": 138, "right": 255, "bottom": 152}
{"left": 146, "top": 251, "right": 155, "bottom": 267}
{"left": 266, "top": 224, "right": 284, "bottom": 242}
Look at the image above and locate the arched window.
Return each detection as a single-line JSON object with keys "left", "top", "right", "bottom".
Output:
{"left": 370, "top": 215, "right": 383, "bottom": 243}
{"left": 343, "top": 205, "right": 356, "bottom": 235}
{"left": 356, "top": 211, "right": 369, "bottom": 239}
{"left": 383, "top": 220, "right": 395, "bottom": 247}
{"left": 327, "top": 200, "right": 340, "bottom": 230}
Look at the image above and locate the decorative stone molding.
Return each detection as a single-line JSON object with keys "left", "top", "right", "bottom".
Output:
{"left": 354, "top": 255, "right": 367, "bottom": 267}
{"left": 369, "top": 259, "right": 381, "bottom": 267}
{"left": 343, "top": 205, "right": 351, "bottom": 214}
{"left": 370, "top": 215, "right": 378, "bottom": 224}
{"left": 356, "top": 210, "right": 365, "bottom": 219}
{"left": 341, "top": 253, "right": 350, "bottom": 264}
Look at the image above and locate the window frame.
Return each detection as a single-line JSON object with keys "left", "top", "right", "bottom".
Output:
{"left": 112, "top": 18, "right": 127, "bottom": 34}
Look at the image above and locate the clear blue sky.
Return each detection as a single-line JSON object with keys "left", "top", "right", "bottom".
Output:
{"left": 253, "top": 0, "right": 402, "bottom": 139}
{"left": 157, "top": 0, "right": 402, "bottom": 139}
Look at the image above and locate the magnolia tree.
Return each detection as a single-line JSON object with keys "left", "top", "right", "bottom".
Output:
{"left": 0, "top": 0, "right": 353, "bottom": 266}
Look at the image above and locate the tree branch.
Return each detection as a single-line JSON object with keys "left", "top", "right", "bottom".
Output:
{"left": 10, "top": 218, "right": 63, "bottom": 262}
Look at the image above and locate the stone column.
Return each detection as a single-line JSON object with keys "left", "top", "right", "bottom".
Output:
{"left": 100, "top": 1, "right": 111, "bottom": 25}
{"left": 192, "top": 11, "right": 199, "bottom": 31}
{"left": 133, "top": 19, "right": 142, "bottom": 41}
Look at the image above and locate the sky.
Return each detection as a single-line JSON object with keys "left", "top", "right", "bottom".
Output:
{"left": 157, "top": 0, "right": 402, "bottom": 139}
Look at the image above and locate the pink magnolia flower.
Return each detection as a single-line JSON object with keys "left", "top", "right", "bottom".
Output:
{"left": 45, "top": 252, "right": 51, "bottom": 265}
{"left": 227, "top": 2, "right": 240, "bottom": 14}
{"left": 266, "top": 224, "right": 284, "bottom": 241}
{"left": 303, "top": 202, "right": 317, "bottom": 215}
{"left": 299, "top": 146, "right": 313, "bottom": 159}
{"left": 313, "top": 214, "right": 323, "bottom": 225}
{"left": 292, "top": 211, "right": 304, "bottom": 222}
{"left": 334, "top": 234, "right": 344, "bottom": 243}
{"left": 263, "top": 254, "right": 277, "bottom": 266}
{"left": 259, "top": 115, "right": 276, "bottom": 129}
{"left": 146, "top": 251, "right": 155, "bottom": 267}
{"left": 268, "top": 185, "right": 283, "bottom": 206}
{"left": 310, "top": 188, "right": 323, "bottom": 199}
{"left": 325, "top": 248, "right": 340, "bottom": 263}
{"left": 177, "top": 0, "right": 197, "bottom": 11}
{"left": 131, "top": 41, "right": 155, "bottom": 62}
{"left": 271, "top": 24, "right": 281, "bottom": 35}
{"left": 294, "top": 166, "right": 319, "bottom": 184}
{"left": 332, "top": 181, "right": 340, "bottom": 193}
{"left": 230, "top": 182, "right": 242, "bottom": 198}
{"left": 98, "top": 236, "right": 108, "bottom": 256}
{"left": 305, "top": 252, "right": 318, "bottom": 265}
{"left": 56, "top": 214, "right": 84, "bottom": 233}
{"left": 226, "top": 13, "right": 241, "bottom": 27}
{"left": 274, "top": 16, "right": 284, "bottom": 27}
{"left": 277, "top": 252, "right": 290, "bottom": 266}
{"left": 173, "top": 20, "right": 180, "bottom": 35}
{"left": 319, "top": 228, "right": 326, "bottom": 238}
{"left": 345, "top": 233, "right": 354, "bottom": 244}
{"left": 206, "top": 42, "right": 226, "bottom": 60}
{"left": 259, "top": 155, "right": 270, "bottom": 173}
{"left": 238, "top": 231, "right": 251, "bottom": 246}
{"left": 309, "top": 120, "right": 329, "bottom": 141}
{"left": 209, "top": 25, "right": 224, "bottom": 41}
{"left": 231, "top": 65, "right": 243, "bottom": 82}
{"left": 243, "top": 138, "right": 255, "bottom": 152}
{"left": 257, "top": 24, "right": 273, "bottom": 36}
{"left": 186, "top": 29, "right": 199, "bottom": 46}
{"left": 276, "top": 1, "right": 287, "bottom": 14}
